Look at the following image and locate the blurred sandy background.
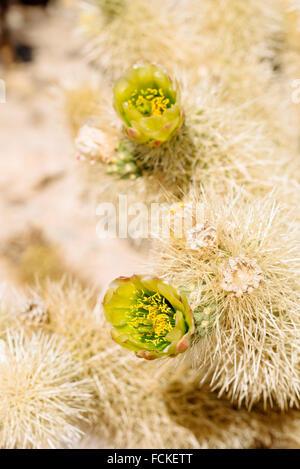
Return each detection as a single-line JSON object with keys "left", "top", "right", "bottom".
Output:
{"left": 0, "top": 0, "right": 144, "bottom": 294}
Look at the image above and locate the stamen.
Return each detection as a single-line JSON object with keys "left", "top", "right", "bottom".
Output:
{"left": 128, "top": 87, "right": 170, "bottom": 116}
{"left": 129, "top": 290, "right": 175, "bottom": 346}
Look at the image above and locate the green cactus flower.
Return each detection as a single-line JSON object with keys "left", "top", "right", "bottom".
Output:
{"left": 113, "top": 63, "right": 184, "bottom": 146}
{"left": 103, "top": 275, "right": 194, "bottom": 359}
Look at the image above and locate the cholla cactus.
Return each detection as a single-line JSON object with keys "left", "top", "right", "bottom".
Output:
{"left": 103, "top": 275, "right": 194, "bottom": 359}
{"left": 151, "top": 190, "right": 300, "bottom": 409}
{"left": 220, "top": 255, "right": 263, "bottom": 297}
{"left": 19, "top": 297, "right": 48, "bottom": 328}
{"left": 0, "top": 330, "right": 94, "bottom": 449}
{"left": 114, "top": 63, "right": 184, "bottom": 146}
{"left": 78, "top": 0, "right": 201, "bottom": 80}
{"left": 63, "top": 64, "right": 299, "bottom": 203}
{"left": 5, "top": 281, "right": 300, "bottom": 449}
{"left": 106, "top": 141, "right": 141, "bottom": 179}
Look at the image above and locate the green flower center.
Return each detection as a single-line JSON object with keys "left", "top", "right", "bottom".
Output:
{"left": 128, "top": 88, "right": 171, "bottom": 116}
{"left": 129, "top": 290, "right": 176, "bottom": 348}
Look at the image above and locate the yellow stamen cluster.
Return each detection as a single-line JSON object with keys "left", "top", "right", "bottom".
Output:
{"left": 128, "top": 88, "right": 170, "bottom": 116}
{"left": 129, "top": 291, "right": 176, "bottom": 344}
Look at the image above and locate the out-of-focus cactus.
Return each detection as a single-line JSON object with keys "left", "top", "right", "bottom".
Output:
{"left": 113, "top": 63, "right": 184, "bottom": 146}
{"left": 106, "top": 141, "right": 141, "bottom": 179}
{"left": 103, "top": 275, "right": 194, "bottom": 359}
{"left": 98, "top": 0, "right": 125, "bottom": 18}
